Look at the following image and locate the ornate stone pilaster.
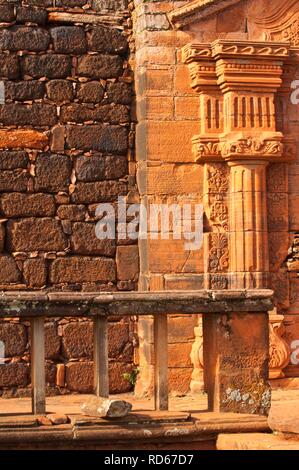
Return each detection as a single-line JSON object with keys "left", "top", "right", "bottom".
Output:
{"left": 184, "top": 39, "right": 295, "bottom": 290}
{"left": 228, "top": 160, "right": 269, "bottom": 288}
{"left": 183, "top": 39, "right": 296, "bottom": 393}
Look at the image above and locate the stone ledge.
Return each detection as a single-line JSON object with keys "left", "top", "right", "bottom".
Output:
{"left": 0, "top": 289, "right": 274, "bottom": 318}
{"left": 0, "top": 411, "right": 269, "bottom": 449}
{"left": 217, "top": 433, "right": 299, "bottom": 450}
{"left": 268, "top": 401, "right": 299, "bottom": 435}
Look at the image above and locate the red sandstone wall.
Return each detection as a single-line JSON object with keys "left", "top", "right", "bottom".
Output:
{"left": 0, "top": 0, "right": 139, "bottom": 397}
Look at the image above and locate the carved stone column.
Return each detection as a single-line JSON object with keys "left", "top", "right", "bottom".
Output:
{"left": 228, "top": 160, "right": 269, "bottom": 288}
{"left": 212, "top": 40, "right": 292, "bottom": 289}
{"left": 183, "top": 40, "right": 295, "bottom": 400}
{"left": 184, "top": 41, "right": 295, "bottom": 290}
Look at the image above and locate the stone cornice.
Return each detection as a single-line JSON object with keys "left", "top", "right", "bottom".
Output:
{"left": 168, "top": 0, "right": 243, "bottom": 29}
{"left": 183, "top": 40, "right": 291, "bottom": 63}
{"left": 183, "top": 40, "right": 291, "bottom": 93}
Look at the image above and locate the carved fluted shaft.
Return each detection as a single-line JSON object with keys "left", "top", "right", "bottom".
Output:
{"left": 229, "top": 161, "right": 269, "bottom": 288}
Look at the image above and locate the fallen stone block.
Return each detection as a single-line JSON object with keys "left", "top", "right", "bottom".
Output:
{"left": 81, "top": 397, "right": 132, "bottom": 418}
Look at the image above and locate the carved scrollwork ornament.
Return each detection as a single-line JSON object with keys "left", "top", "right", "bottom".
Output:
{"left": 269, "top": 313, "right": 291, "bottom": 379}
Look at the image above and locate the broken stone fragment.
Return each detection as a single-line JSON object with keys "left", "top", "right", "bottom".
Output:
{"left": 48, "top": 414, "right": 69, "bottom": 425}
{"left": 81, "top": 396, "right": 132, "bottom": 418}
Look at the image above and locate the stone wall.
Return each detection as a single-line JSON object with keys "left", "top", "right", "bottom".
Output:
{"left": 132, "top": 0, "right": 299, "bottom": 393}
{"left": 0, "top": 0, "right": 138, "bottom": 396}
{"left": 133, "top": 0, "right": 204, "bottom": 397}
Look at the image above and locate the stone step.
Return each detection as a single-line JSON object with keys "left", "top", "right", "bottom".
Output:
{"left": 268, "top": 401, "right": 299, "bottom": 435}
{"left": 217, "top": 433, "right": 299, "bottom": 450}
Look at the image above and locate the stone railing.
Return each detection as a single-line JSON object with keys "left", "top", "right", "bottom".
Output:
{"left": 0, "top": 290, "right": 273, "bottom": 416}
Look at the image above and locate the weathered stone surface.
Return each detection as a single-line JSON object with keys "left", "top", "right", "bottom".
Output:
{"left": 23, "top": 258, "right": 47, "bottom": 288}
{"left": 16, "top": 6, "right": 48, "bottom": 25}
{"left": 77, "top": 55, "right": 123, "bottom": 79}
{"left": 75, "top": 155, "right": 105, "bottom": 182}
{"left": 56, "top": 363, "right": 65, "bottom": 387}
{"left": 66, "top": 361, "right": 134, "bottom": 394}
{"left": 0, "top": 130, "right": 48, "bottom": 150}
{"left": 81, "top": 397, "right": 132, "bottom": 418}
{"left": 35, "top": 154, "right": 72, "bottom": 192}
{"left": 0, "top": 54, "right": 19, "bottom": 79}
{"left": 0, "top": 170, "right": 29, "bottom": 192}
{"left": 92, "top": 0, "right": 128, "bottom": 11}
{"left": 45, "top": 362, "right": 57, "bottom": 386}
{"left": 57, "top": 204, "right": 86, "bottom": 221}
{"left": 4, "top": 81, "right": 45, "bottom": 101}
{"left": 46, "top": 80, "right": 74, "bottom": 104}
{"left": 169, "top": 343, "right": 192, "bottom": 368}
{"left": 20, "top": 0, "right": 52, "bottom": 8}
{"left": 0, "top": 151, "right": 28, "bottom": 170}
{"left": 50, "top": 125, "right": 65, "bottom": 153}
{"left": 94, "top": 104, "right": 129, "bottom": 124}
{"left": 71, "top": 181, "right": 127, "bottom": 204}
{"left": 22, "top": 54, "right": 72, "bottom": 79}
{"left": 268, "top": 401, "right": 299, "bottom": 435}
{"left": 1, "top": 193, "right": 56, "bottom": 218}
{"left": 49, "top": 256, "right": 116, "bottom": 283}
{"left": 77, "top": 82, "right": 104, "bottom": 103}
{"left": 0, "top": 223, "right": 4, "bottom": 253}
{"left": 88, "top": 26, "right": 127, "bottom": 54}
{"left": 71, "top": 222, "right": 116, "bottom": 256}
{"left": 66, "top": 125, "right": 128, "bottom": 153}
{"left": 217, "top": 433, "right": 299, "bottom": 451}
{"left": 0, "top": 4, "right": 15, "bottom": 23}
{"left": 46, "top": 362, "right": 57, "bottom": 386}
{"left": 204, "top": 313, "right": 270, "bottom": 415}
{"left": 0, "top": 323, "right": 27, "bottom": 357}
{"left": 0, "top": 256, "right": 21, "bottom": 283}
{"left": 65, "top": 362, "right": 93, "bottom": 393}
{"left": 168, "top": 316, "right": 197, "bottom": 343}
{"left": 105, "top": 155, "right": 128, "bottom": 180}
{"left": 56, "top": 0, "right": 86, "bottom": 6}
{"left": 62, "top": 321, "right": 130, "bottom": 359}
{"left": 169, "top": 367, "right": 192, "bottom": 395}
{"left": 116, "top": 246, "right": 139, "bottom": 281}
{"left": 45, "top": 322, "right": 61, "bottom": 360}
{"left": 0, "top": 27, "right": 50, "bottom": 52}
{"left": 74, "top": 154, "right": 126, "bottom": 185}
{"left": 0, "top": 363, "right": 28, "bottom": 387}
{"left": 51, "top": 26, "right": 87, "bottom": 54}
{"left": 109, "top": 362, "right": 134, "bottom": 394}
{"left": 61, "top": 103, "right": 129, "bottom": 124}
{"left": 0, "top": 103, "right": 57, "bottom": 127}
{"left": 48, "top": 414, "right": 69, "bottom": 425}
{"left": 63, "top": 322, "right": 93, "bottom": 359}
{"left": 60, "top": 104, "right": 93, "bottom": 123}
{"left": 109, "top": 322, "right": 130, "bottom": 358}
{"left": 106, "top": 82, "right": 132, "bottom": 105}
{"left": 7, "top": 218, "right": 67, "bottom": 252}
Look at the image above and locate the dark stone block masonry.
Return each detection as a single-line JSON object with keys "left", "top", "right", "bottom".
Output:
{"left": 0, "top": 0, "right": 137, "bottom": 397}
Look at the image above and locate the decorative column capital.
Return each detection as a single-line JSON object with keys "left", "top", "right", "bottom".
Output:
{"left": 211, "top": 40, "right": 290, "bottom": 93}
{"left": 183, "top": 39, "right": 296, "bottom": 164}
{"left": 182, "top": 43, "right": 216, "bottom": 92}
